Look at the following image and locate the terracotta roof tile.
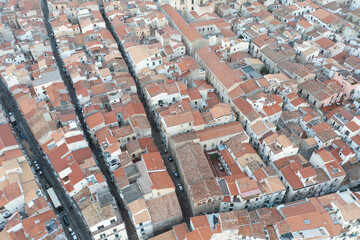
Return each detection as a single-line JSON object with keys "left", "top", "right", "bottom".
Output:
{"left": 0, "top": 124, "right": 17, "bottom": 149}
{"left": 142, "top": 152, "right": 165, "bottom": 171}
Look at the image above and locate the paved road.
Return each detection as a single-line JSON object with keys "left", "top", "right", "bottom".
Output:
{"left": 98, "top": 1, "right": 193, "bottom": 225}
{"left": 41, "top": 1, "right": 139, "bottom": 239}
{"left": 0, "top": 78, "right": 92, "bottom": 240}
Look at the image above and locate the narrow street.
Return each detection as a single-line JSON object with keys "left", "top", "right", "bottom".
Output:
{"left": 0, "top": 77, "right": 93, "bottom": 240}
{"left": 41, "top": 1, "right": 139, "bottom": 239}
{"left": 98, "top": 2, "right": 193, "bottom": 224}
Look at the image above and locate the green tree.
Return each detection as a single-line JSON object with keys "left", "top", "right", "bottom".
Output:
{"left": 260, "top": 66, "right": 269, "bottom": 75}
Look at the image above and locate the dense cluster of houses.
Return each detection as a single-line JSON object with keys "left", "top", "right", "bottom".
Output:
{"left": 0, "top": 0, "right": 360, "bottom": 239}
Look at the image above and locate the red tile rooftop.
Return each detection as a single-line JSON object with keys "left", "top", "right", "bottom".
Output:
{"left": 4, "top": 148, "right": 23, "bottom": 160}
{"left": 47, "top": 143, "right": 73, "bottom": 173}
{"left": 86, "top": 111, "right": 105, "bottom": 129}
{"left": 23, "top": 209, "right": 59, "bottom": 240}
{"left": 72, "top": 147, "right": 93, "bottom": 164}
{"left": 173, "top": 223, "right": 189, "bottom": 240}
{"left": 315, "top": 37, "right": 335, "bottom": 49}
{"left": 142, "top": 152, "right": 165, "bottom": 171}
{"left": 149, "top": 171, "right": 174, "bottom": 190}
{"left": 162, "top": 5, "right": 202, "bottom": 42}
{"left": 298, "top": 166, "right": 316, "bottom": 179}
{"left": 114, "top": 102, "right": 146, "bottom": 120}
{"left": 196, "top": 47, "right": 243, "bottom": 90}
{"left": 191, "top": 215, "right": 210, "bottom": 229}
{"left": 0, "top": 124, "right": 18, "bottom": 149}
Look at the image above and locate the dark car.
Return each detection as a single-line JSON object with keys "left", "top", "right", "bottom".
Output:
{"left": 97, "top": 150, "right": 102, "bottom": 157}
{"left": 168, "top": 156, "right": 173, "bottom": 162}
{"left": 19, "top": 132, "right": 26, "bottom": 140}
{"left": 62, "top": 215, "right": 70, "bottom": 226}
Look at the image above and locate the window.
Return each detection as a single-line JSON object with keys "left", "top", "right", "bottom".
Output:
{"left": 62, "top": 176, "right": 69, "bottom": 182}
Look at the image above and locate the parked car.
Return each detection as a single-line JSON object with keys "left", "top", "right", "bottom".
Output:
{"left": 35, "top": 164, "right": 40, "bottom": 170}
{"left": 62, "top": 215, "right": 70, "bottom": 226}
{"left": 168, "top": 157, "right": 173, "bottom": 162}
{"left": 19, "top": 132, "right": 26, "bottom": 140}
{"left": 163, "top": 147, "right": 168, "bottom": 153}
{"left": 97, "top": 150, "right": 102, "bottom": 157}
{"left": 173, "top": 170, "right": 179, "bottom": 178}
{"left": 177, "top": 184, "right": 184, "bottom": 192}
